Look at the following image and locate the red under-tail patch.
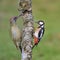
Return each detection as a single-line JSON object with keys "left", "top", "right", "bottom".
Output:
{"left": 34, "top": 36, "right": 38, "bottom": 45}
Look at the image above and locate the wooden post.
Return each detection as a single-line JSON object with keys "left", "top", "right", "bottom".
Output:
{"left": 19, "top": 0, "right": 34, "bottom": 60}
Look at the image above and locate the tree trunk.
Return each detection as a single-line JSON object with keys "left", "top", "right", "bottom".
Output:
{"left": 19, "top": 0, "right": 34, "bottom": 60}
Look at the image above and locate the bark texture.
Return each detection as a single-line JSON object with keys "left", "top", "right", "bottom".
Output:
{"left": 19, "top": 0, "right": 33, "bottom": 60}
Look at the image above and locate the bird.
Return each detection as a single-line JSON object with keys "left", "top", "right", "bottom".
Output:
{"left": 10, "top": 16, "right": 22, "bottom": 50}
{"left": 33, "top": 20, "right": 45, "bottom": 47}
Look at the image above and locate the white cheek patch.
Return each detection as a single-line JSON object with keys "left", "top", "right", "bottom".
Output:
{"left": 39, "top": 22, "right": 43, "bottom": 25}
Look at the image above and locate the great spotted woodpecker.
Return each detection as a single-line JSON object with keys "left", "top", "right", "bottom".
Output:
{"left": 10, "top": 16, "right": 22, "bottom": 50}
{"left": 33, "top": 20, "right": 45, "bottom": 46}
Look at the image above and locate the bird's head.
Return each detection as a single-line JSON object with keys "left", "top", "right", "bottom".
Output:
{"left": 36, "top": 20, "right": 45, "bottom": 28}
{"left": 10, "top": 16, "right": 18, "bottom": 25}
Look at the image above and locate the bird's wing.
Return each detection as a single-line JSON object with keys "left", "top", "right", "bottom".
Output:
{"left": 38, "top": 28, "right": 45, "bottom": 40}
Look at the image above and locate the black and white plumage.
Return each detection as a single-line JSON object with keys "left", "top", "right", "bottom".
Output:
{"left": 33, "top": 20, "right": 45, "bottom": 46}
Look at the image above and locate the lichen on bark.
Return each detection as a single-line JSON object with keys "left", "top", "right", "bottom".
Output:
{"left": 19, "top": 0, "right": 34, "bottom": 60}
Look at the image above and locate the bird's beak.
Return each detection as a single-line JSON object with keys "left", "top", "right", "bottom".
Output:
{"left": 34, "top": 21, "right": 37, "bottom": 23}
{"left": 34, "top": 21, "right": 39, "bottom": 24}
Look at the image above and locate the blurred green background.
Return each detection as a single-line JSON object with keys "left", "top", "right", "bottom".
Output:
{"left": 0, "top": 0, "right": 60, "bottom": 60}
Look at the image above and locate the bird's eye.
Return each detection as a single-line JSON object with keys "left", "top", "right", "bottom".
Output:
{"left": 14, "top": 17, "right": 17, "bottom": 20}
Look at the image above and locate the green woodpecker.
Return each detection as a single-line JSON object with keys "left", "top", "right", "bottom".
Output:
{"left": 10, "top": 16, "right": 22, "bottom": 50}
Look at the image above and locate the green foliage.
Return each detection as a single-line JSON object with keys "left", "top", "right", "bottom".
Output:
{"left": 0, "top": 0, "right": 60, "bottom": 60}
